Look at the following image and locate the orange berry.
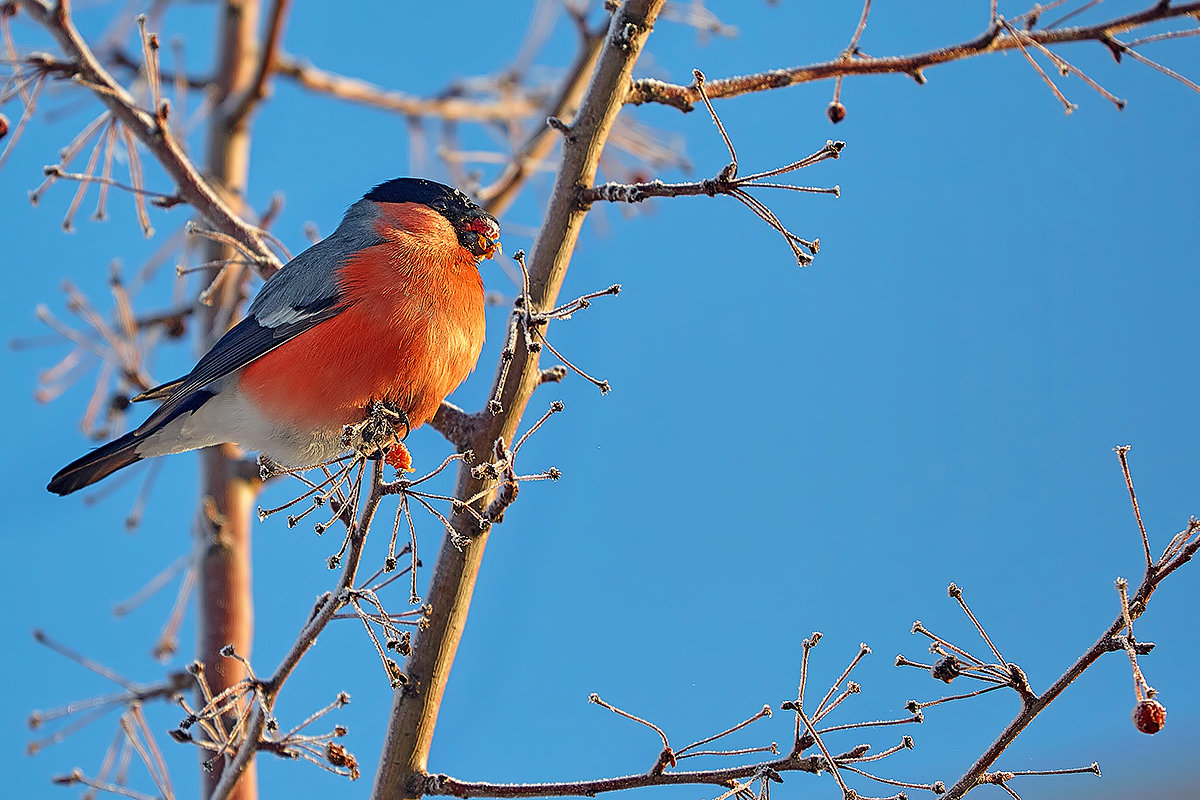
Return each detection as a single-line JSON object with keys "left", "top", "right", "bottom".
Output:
{"left": 385, "top": 442, "right": 414, "bottom": 473}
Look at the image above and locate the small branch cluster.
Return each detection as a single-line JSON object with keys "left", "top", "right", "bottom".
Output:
{"left": 337, "top": 559, "right": 428, "bottom": 686}
{"left": 933, "top": 448, "right": 1200, "bottom": 799}
{"left": 899, "top": 585, "right": 1034, "bottom": 708}
{"left": 894, "top": 586, "right": 1108, "bottom": 800}
{"left": 27, "top": 630, "right": 188, "bottom": 799}
{"left": 491, "top": 249, "right": 621, "bottom": 415}
{"left": 583, "top": 71, "right": 842, "bottom": 266}
{"left": 9, "top": 0, "right": 283, "bottom": 273}
{"left": 424, "top": 637, "right": 940, "bottom": 800}
{"left": 27, "top": 630, "right": 190, "bottom": 756}
{"left": 258, "top": 401, "right": 562, "bottom": 689}
{"left": 25, "top": 268, "right": 186, "bottom": 435}
{"left": 780, "top": 636, "right": 938, "bottom": 800}
{"left": 257, "top": 452, "right": 363, "bottom": 535}
{"left": 171, "top": 652, "right": 268, "bottom": 774}
{"left": 49, "top": 704, "right": 175, "bottom": 800}
{"left": 389, "top": 400, "right": 566, "bottom": 551}
{"left": 171, "top": 654, "right": 359, "bottom": 782}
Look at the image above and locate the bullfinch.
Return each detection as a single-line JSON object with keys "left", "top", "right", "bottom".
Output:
{"left": 47, "top": 177, "right": 500, "bottom": 496}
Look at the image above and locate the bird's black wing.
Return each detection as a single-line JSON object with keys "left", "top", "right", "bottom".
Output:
{"left": 135, "top": 295, "right": 348, "bottom": 436}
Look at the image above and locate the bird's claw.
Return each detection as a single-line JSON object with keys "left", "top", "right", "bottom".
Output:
{"left": 371, "top": 400, "right": 410, "bottom": 441}
{"left": 343, "top": 401, "right": 412, "bottom": 460}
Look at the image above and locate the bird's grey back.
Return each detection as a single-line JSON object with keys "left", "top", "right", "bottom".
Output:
{"left": 248, "top": 198, "right": 385, "bottom": 322}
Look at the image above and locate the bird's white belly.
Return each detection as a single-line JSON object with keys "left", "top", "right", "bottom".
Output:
{"left": 134, "top": 378, "right": 349, "bottom": 468}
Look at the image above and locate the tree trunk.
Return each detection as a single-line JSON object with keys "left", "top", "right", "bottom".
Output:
{"left": 197, "top": 2, "right": 260, "bottom": 798}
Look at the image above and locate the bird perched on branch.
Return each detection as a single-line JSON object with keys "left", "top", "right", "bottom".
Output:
{"left": 48, "top": 178, "right": 500, "bottom": 496}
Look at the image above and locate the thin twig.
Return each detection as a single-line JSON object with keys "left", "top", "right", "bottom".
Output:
{"left": 1115, "top": 445, "right": 1154, "bottom": 571}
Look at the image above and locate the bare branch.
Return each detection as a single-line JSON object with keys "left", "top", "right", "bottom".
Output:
{"left": 479, "top": 23, "right": 606, "bottom": 216}
{"left": 429, "top": 401, "right": 482, "bottom": 450}
{"left": 942, "top": 540, "right": 1200, "bottom": 797}
{"left": 1002, "top": 18, "right": 1078, "bottom": 114}
{"left": 582, "top": 133, "right": 842, "bottom": 267}
{"left": 272, "top": 52, "right": 544, "bottom": 122}
{"left": 227, "top": 0, "right": 291, "bottom": 125}
{"left": 17, "top": 0, "right": 282, "bottom": 274}
{"left": 1112, "top": 33, "right": 1200, "bottom": 94}
{"left": 1114, "top": 445, "right": 1154, "bottom": 572}
{"left": 628, "top": 2, "right": 1200, "bottom": 111}
{"left": 422, "top": 756, "right": 828, "bottom": 799}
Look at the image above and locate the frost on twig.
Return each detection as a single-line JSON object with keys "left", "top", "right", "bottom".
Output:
{"left": 426, "top": 638, "right": 942, "bottom": 800}
{"left": 49, "top": 705, "right": 177, "bottom": 800}
{"left": 256, "top": 399, "right": 563, "bottom": 688}
{"left": 583, "top": 70, "right": 841, "bottom": 266}
{"left": 28, "top": 630, "right": 187, "bottom": 798}
{"left": 172, "top": 655, "right": 359, "bottom": 782}
{"left": 490, "top": 249, "right": 620, "bottom": 416}
{"left": 627, "top": 1, "right": 1200, "bottom": 112}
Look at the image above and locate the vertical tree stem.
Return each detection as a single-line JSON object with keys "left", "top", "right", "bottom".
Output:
{"left": 197, "top": 2, "right": 260, "bottom": 798}
{"left": 369, "top": 3, "right": 667, "bottom": 798}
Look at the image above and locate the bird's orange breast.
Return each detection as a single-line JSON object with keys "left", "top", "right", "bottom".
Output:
{"left": 238, "top": 228, "right": 485, "bottom": 434}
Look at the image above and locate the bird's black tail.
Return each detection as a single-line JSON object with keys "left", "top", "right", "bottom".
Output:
{"left": 47, "top": 431, "right": 144, "bottom": 496}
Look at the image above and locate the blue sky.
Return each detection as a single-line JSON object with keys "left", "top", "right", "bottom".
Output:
{"left": 3, "top": 2, "right": 1198, "bottom": 798}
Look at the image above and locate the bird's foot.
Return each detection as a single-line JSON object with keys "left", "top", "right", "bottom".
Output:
{"left": 374, "top": 400, "right": 411, "bottom": 440}
{"left": 342, "top": 401, "right": 412, "bottom": 460}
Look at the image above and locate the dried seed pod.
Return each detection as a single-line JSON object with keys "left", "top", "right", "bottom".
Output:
{"left": 931, "top": 654, "right": 962, "bottom": 683}
{"left": 326, "top": 742, "right": 360, "bottom": 780}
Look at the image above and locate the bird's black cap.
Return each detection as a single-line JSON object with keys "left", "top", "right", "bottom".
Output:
{"left": 363, "top": 178, "right": 498, "bottom": 255}
{"left": 364, "top": 178, "right": 483, "bottom": 224}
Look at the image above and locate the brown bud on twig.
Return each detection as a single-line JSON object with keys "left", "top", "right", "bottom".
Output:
{"left": 51, "top": 769, "right": 84, "bottom": 786}
{"left": 1132, "top": 698, "right": 1166, "bottom": 734}
{"left": 326, "top": 742, "right": 361, "bottom": 780}
{"left": 826, "top": 101, "right": 847, "bottom": 124}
